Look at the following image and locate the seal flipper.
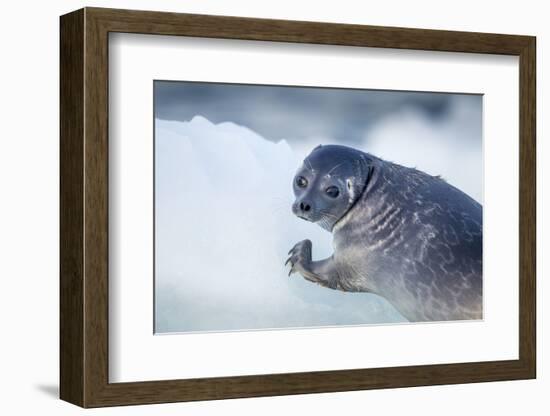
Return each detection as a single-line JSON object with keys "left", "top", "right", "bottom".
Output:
{"left": 286, "top": 239, "right": 342, "bottom": 290}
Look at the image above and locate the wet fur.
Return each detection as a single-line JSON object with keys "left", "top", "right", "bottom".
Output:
{"left": 287, "top": 145, "right": 482, "bottom": 322}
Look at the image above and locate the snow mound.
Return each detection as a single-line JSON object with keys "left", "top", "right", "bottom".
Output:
{"left": 155, "top": 116, "right": 405, "bottom": 333}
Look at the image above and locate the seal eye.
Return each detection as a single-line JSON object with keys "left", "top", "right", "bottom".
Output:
{"left": 295, "top": 176, "right": 308, "bottom": 188}
{"left": 325, "top": 186, "right": 340, "bottom": 198}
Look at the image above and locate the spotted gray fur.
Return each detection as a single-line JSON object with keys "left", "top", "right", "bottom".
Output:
{"left": 287, "top": 144, "right": 482, "bottom": 322}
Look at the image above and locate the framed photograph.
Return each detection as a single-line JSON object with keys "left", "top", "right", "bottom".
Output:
{"left": 60, "top": 7, "right": 536, "bottom": 408}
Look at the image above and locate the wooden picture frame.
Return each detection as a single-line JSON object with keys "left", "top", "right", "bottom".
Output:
{"left": 60, "top": 7, "right": 536, "bottom": 408}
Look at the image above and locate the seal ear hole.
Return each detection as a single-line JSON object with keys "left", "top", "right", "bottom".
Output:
{"left": 347, "top": 180, "right": 352, "bottom": 190}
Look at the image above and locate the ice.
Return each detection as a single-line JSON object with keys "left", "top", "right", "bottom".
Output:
{"left": 155, "top": 116, "right": 405, "bottom": 333}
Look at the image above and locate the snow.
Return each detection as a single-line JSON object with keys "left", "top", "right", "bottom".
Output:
{"left": 154, "top": 116, "right": 405, "bottom": 333}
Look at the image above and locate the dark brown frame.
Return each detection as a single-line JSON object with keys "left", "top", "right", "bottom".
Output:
{"left": 60, "top": 7, "right": 536, "bottom": 408}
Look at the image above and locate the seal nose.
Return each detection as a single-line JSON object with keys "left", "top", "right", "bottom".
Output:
{"left": 299, "top": 202, "right": 312, "bottom": 212}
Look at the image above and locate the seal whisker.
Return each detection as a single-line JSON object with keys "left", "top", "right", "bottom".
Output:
{"left": 326, "top": 162, "right": 344, "bottom": 176}
{"left": 304, "top": 158, "right": 314, "bottom": 172}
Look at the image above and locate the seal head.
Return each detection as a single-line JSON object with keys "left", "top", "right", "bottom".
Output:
{"left": 292, "top": 145, "right": 373, "bottom": 231}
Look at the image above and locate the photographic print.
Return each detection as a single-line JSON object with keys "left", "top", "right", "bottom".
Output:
{"left": 60, "top": 10, "right": 535, "bottom": 406}
{"left": 154, "top": 81, "right": 482, "bottom": 334}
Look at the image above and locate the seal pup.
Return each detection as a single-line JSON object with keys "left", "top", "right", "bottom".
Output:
{"left": 286, "top": 144, "right": 482, "bottom": 322}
